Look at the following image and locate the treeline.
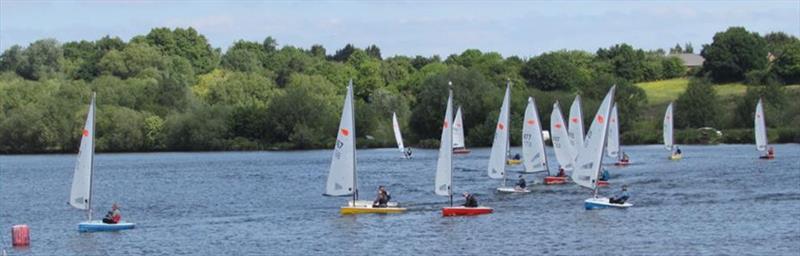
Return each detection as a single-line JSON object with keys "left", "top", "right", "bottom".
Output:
{"left": 0, "top": 27, "right": 798, "bottom": 153}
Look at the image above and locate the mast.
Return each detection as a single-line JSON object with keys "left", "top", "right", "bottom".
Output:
{"left": 504, "top": 80, "right": 511, "bottom": 187}
{"left": 88, "top": 92, "right": 96, "bottom": 221}
{"left": 350, "top": 81, "right": 358, "bottom": 203}
{"left": 448, "top": 82, "right": 454, "bottom": 206}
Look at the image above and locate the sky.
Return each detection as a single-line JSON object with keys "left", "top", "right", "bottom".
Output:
{"left": 1, "top": 0, "right": 798, "bottom": 58}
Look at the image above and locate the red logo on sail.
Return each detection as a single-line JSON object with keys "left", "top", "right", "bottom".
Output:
{"left": 555, "top": 123, "right": 562, "bottom": 129}
{"left": 571, "top": 117, "right": 578, "bottom": 123}
{"left": 498, "top": 123, "right": 505, "bottom": 130}
{"left": 82, "top": 129, "right": 90, "bottom": 137}
{"left": 527, "top": 119, "right": 535, "bottom": 125}
{"left": 443, "top": 121, "right": 449, "bottom": 128}
{"left": 340, "top": 128, "right": 350, "bottom": 136}
{"left": 596, "top": 115, "right": 605, "bottom": 124}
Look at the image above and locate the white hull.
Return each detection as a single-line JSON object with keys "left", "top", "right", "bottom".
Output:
{"left": 584, "top": 197, "right": 632, "bottom": 210}
{"left": 496, "top": 187, "right": 531, "bottom": 193}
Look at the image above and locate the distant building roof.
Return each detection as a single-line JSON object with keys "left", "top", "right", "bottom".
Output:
{"left": 667, "top": 53, "right": 704, "bottom": 67}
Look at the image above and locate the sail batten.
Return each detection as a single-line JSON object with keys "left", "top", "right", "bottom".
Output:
{"left": 325, "top": 81, "right": 357, "bottom": 197}
{"left": 522, "top": 97, "right": 548, "bottom": 173}
{"left": 488, "top": 83, "right": 511, "bottom": 179}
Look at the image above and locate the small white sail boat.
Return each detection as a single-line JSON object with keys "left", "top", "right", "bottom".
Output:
{"left": 546, "top": 101, "right": 573, "bottom": 185}
{"left": 452, "top": 106, "right": 471, "bottom": 154}
{"left": 521, "top": 97, "right": 548, "bottom": 174}
{"left": 755, "top": 98, "right": 774, "bottom": 159}
{"left": 392, "top": 112, "right": 411, "bottom": 159}
{"left": 325, "top": 81, "right": 406, "bottom": 214}
{"left": 573, "top": 86, "right": 633, "bottom": 210}
{"left": 71, "top": 92, "right": 135, "bottom": 232}
{"left": 607, "top": 104, "right": 629, "bottom": 166}
{"left": 438, "top": 86, "right": 493, "bottom": 216}
{"left": 490, "top": 83, "right": 527, "bottom": 193}
{"left": 664, "top": 102, "right": 681, "bottom": 160}
{"left": 568, "top": 95, "right": 585, "bottom": 151}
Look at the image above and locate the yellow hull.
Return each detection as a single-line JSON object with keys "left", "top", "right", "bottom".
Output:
{"left": 506, "top": 159, "right": 522, "bottom": 165}
{"left": 669, "top": 154, "right": 682, "bottom": 160}
{"left": 340, "top": 206, "right": 407, "bottom": 215}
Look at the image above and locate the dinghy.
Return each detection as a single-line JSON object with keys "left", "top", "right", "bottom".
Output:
{"left": 437, "top": 84, "right": 493, "bottom": 216}
{"left": 545, "top": 102, "right": 573, "bottom": 185}
{"left": 572, "top": 86, "right": 633, "bottom": 210}
{"left": 452, "top": 107, "right": 471, "bottom": 154}
{"left": 754, "top": 98, "right": 774, "bottom": 159}
{"left": 326, "top": 81, "right": 406, "bottom": 214}
{"left": 607, "top": 105, "right": 629, "bottom": 166}
{"left": 664, "top": 102, "right": 681, "bottom": 160}
{"left": 490, "top": 83, "right": 529, "bottom": 193}
{"left": 70, "top": 93, "right": 135, "bottom": 232}
{"left": 392, "top": 112, "right": 411, "bottom": 159}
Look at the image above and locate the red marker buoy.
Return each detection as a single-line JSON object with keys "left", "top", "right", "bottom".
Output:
{"left": 11, "top": 225, "right": 29, "bottom": 246}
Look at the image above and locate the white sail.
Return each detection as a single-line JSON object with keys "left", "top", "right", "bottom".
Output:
{"left": 435, "top": 90, "right": 454, "bottom": 196}
{"left": 70, "top": 92, "right": 96, "bottom": 211}
{"left": 607, "top": 104, "right": 619, "bottom": 158}
{"left": 453, "top": 107, "right": 465, "bottom": 149}
{"left": 392, "top": 112, "right": 405, "bottom": 153}
{"left": 572, "top": 86, "right": 616, "bottom": 190}
{"left": 488, "top": 84, "right": 511, "bottom": 179}
{"left": 550, "top": 102, "right": 575, "bottom": 171}
{"left": 522, "top": 97, "right": 548, "bottom": 173}
{"left": 568, "top": 95, "right": 585, "bottom": 149}
{"left": 325, "top": 81, "right": 356, "bottom": 197}
{"left": 663, "top": 102, "right": 674, "bottom": 151}
{"left": 754, "top": 98, "right": 767, "bottom": 152}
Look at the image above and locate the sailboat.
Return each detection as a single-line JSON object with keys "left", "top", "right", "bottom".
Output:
{"left": 490, "top": 83, "right": 527, "bottom": 193}
{"left": 664, "top": 102, "right": 681, "bottom": 160}
{"left": 568, "top": 95, "right": 585, "bottom": 151}
{"left": 755, "top": 98, "right": 774, "bottom": 159}
{"left": 392, "top": 112, "right": 411, "bottom": 159}
{"left": 71, "top": 92, "right": 135, "bottom": 232}
{"left": 607, "top": 105, "right": 629, "bottom": 166}
{"left": 546, "top": 101, "right": 573, "bottom": 185}
{"left": 325, "top": 81, "right": 406, "bottom": 214}
{"left": 521, "top": 97, "right": 548, "bottom": 175}
{"left": 438, "top": 86, "right": 493, "bottom": 216}
{"left": 573, "top": 86, "right": 633, "bottom": 210}
{"left": 452, "top": 107, "right": 471, "bottom": 154}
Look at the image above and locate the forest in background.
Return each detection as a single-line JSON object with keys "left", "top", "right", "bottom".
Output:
{"left": 0, "top": 26, "right": 798, "bottom": 153}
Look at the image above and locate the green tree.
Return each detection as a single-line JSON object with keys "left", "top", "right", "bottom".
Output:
{"left": 675, "top": 78, "right": 719, "bottom": 128}
{"left": 142, "top": 27, "right": 219, "bottom": 74}
{"left": 596, "top": 43, "right": 648, "bottom": 82}
{"left": 17, "top": 39, "right": 64, "bottom": 80}
{"left": 772, "top": 41, "right": 800, "bottom": 84}
{"left": 521, "top": 50, "right": 594, "bottom": 91}
{"left": 701, "top": 27, "right": 768, "bottom": 83}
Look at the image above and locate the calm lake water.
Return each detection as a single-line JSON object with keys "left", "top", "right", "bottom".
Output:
{"left": 1, "top": 144, "right": 799, "bottom": 255}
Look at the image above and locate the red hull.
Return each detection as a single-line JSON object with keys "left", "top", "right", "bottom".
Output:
{"left": 615, "top": 160, "right": 630, "bottom": 166}
{"left": 453, "top": 148, "right": 471, "bottom": 154}
{"left": 597, "top": 181, "right": 609, "bottom": 187}
{"left": 442, "top": 207, "right": 493, "bottom": 216}
{"left": 544, "top": 176, "right": 568, "bottom": 185}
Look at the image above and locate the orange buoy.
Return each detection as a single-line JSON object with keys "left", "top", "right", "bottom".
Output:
{"left": 11, "top": 224, "right": 29, "bottom": 246}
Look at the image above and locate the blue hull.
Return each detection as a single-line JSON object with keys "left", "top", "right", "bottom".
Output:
{"left": 78, "top": 222, "right": 135, "bottom": 232}
{"left": 585, "top": 202, "right": 610, "bottom": 210}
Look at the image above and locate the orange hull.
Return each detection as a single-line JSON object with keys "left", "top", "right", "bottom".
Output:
{"left": 544, "top": 176, "right": 568, "bottom": 185}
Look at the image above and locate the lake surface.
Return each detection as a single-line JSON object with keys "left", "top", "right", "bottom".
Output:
{"left": 1, "top": 144, "right": 799, "bottom": 255}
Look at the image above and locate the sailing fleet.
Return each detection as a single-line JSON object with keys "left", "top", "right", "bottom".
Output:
{"left": 63, "top": 80, "right": 779, "bottom": 232}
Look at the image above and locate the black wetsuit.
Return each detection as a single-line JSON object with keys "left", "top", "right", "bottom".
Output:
{"left": 463, "top": 194, "right": 478, "bottom": 207}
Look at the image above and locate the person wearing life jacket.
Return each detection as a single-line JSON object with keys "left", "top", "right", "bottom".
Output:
{"left": 515, "top": 175, "right": 527, "bottom": 190}
{"left": 621, "top": 152, "right": 630, "bottom": 162}
{"left": 512, "top": 153, "right": 521, "bottom": 160}
{"left": 599, "top": 169, "right": 610, "bottom": 181}
{"left": 675, "top": 147, "right": 682, "bottom": 155}
{"left": 557, "top": 166, "right": 566, "bottom": 177}
{"left": 767, "top": 147, "right": 774, "bottom": 158}
{"left": 372, "top": 186, "right": 391, "bottom": 208}
{"left": 609, "top": 185, "right": 630, "bottom": 204}
{"left": 462, "top": 192, "right": 478, "bottom": 208}
{"left": 405, "top": 147, "right": 413, "bottom": 158}
{"left": 102, "top": 203, "right": 121, "bottom": 224}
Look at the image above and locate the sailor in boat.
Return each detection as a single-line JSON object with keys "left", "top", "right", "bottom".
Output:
{"left": 102, "top": 203, "right": 122, "bottom": 224}
{"left": 674, "top": 147, "right": 682, "bottom": 156}
{"left": 599, "top": 169, "right": 610, "bottom": 181}
{"left": 512, "top": 153, "right": 521, "bottom": 160}
{"left": 405, "top": 147, "right": 413, "bottom": 158}
{"left": 462, "top": 192, "right": 479, "bottom": 208}
{"left": 609, "top": 185, "right": 630, "bottom": 204}
{"left": 515, "top": 175, "right": 527, "bottom": 191}
{"left": 765, "top": 146, "right": 775, "bottom": 158}
{"left": 621, "top": 152, "right": 630, "bottom": 162}
{"left": 557, "top": 166, "right": 566, "bottom": 177}
{"left": 372, "top": 186, "right": 392, "bottom": 208}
